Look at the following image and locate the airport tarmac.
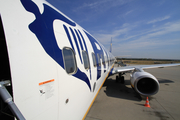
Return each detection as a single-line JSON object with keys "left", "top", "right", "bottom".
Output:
{"left": 85, "top": 65, "right": 180, "bottom": 120}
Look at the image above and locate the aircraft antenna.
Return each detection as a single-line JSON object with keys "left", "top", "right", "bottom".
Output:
{"left": 109, "top": 37, "right": 112, "bottom": 53}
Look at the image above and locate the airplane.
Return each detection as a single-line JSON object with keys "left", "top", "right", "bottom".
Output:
{"left": 0, "top": 0, "right": 180, "bottom": 120}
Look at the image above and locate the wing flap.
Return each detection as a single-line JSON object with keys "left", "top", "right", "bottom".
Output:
{"left": 112, "top": 67, "right": 135, "bottom": 73}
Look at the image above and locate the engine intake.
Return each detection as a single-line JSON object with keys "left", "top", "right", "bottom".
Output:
{"left": 130, "top": 71, "right": 159, "bottom": 96}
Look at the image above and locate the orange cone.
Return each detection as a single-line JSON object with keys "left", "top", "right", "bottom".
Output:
{"left": 144, "top": 97, "right": 150, "bottom": 108}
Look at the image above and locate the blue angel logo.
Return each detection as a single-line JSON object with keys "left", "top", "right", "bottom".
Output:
{"left": 20, "top": 0, "right": 91, "bottom": 91}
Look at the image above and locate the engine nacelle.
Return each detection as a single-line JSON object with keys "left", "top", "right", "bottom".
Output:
{"left": 130, "top": 71, "right": 159, "bottom": 96}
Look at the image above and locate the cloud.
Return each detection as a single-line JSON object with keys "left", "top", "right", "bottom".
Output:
{"left": 93, "top": 23, "right": 132, "bottom": 44}
{"left": 125, "top": 10, "right": 134, "bottom": 15}
{"left": 147, "top": 16, "right": 171, "bottom": 24}
{"left": 144, "top": 21, "right": 180, "bottom": 38}
{"left": 73, "top": 0, "right": 133, "bottom": 14}
{"left": 115, "top": 21, "right": 180, "bottom": 53}
{"left": 126, "top": 21, "right": 180, "bottom": 43}
{"left": 92, "top": 20, "right": 180, "bottom": 56}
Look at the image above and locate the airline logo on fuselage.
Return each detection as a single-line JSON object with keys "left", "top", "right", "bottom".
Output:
{"left": 20, "top": 0, "right": 109, "bottom": 91}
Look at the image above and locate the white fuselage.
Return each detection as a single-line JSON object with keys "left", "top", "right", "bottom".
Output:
{"left": 0, "top": 0, "right": 115, "bottom": 119}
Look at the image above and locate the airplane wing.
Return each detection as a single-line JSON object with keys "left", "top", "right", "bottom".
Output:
{"left": 112, "top": 63, "right": 180, "bottom": 74}
{"left": 111, "top": 63, "right": 180, "bottom": 96}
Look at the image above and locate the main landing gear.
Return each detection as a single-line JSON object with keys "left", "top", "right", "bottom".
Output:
{"left": 116, "top": 73, "right": 125, "bottom": 84}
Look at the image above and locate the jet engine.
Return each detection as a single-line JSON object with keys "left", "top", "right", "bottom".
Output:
{"left": 130, "top": 71, "right": 159, "bottom": 96}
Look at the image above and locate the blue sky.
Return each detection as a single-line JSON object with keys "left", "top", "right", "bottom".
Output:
{"left": 46, "top": 0, "right": 180, "bottom": 59}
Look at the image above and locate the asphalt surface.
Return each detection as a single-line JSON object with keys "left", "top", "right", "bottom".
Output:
{"left": 85, "top": 65, "right": 180, "bottom": 120}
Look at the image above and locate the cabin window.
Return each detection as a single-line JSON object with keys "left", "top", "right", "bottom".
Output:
{"left": 106, "top": 56, "right": 108, "bottom": 63}
{"left": 63, "top": 47, "right": 77, "bottom": 74}
{"left": 105, "top": 56, "right": 108, "bottom": 63}
{"left": 92, "top": 53, "right": 97, "bottom": 67}
{"left": 101, "top": 54, "right": 105, "bottom": 65}
{"left": 82, "top": 51, "right": 90, "bottom": 70}
{"left": 104, "top": 55, "right": 106, "bottom": 64}
{"left": 97, "top": 53, "right": 101, "bottom": 66}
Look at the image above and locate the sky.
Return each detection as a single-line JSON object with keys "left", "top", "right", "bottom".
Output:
{"left": 46, "top": 0, "right": 180, "bottom": 59}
